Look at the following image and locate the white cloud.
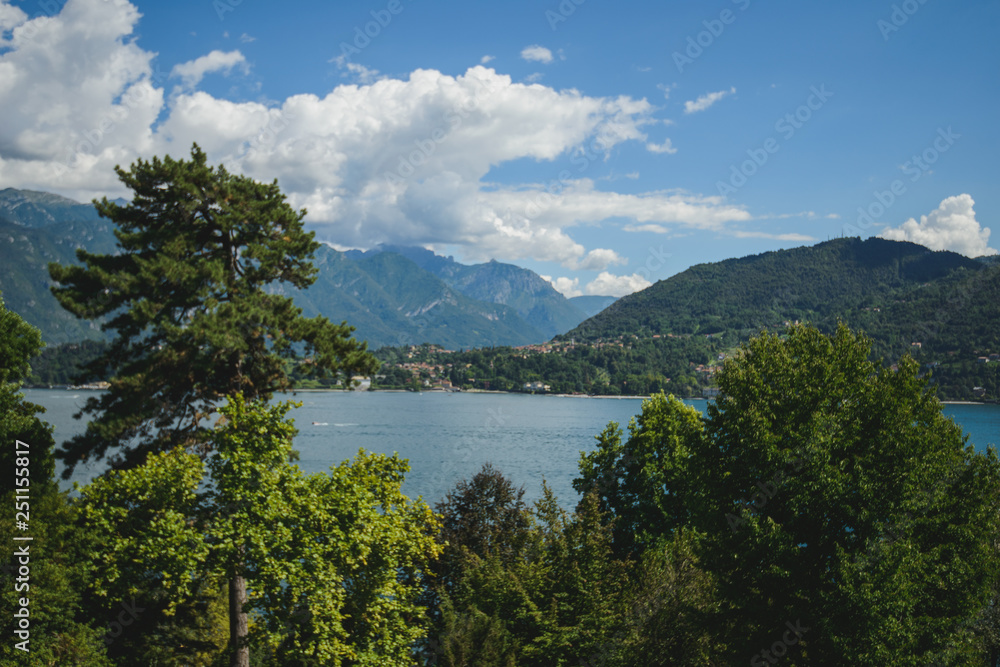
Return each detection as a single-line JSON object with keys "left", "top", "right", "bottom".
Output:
{"left": 684, "top": 87, "right": 736, "bottom": 114}
{"left": 239, "top": 33, "right": 256, "bottom": 43}
{"left": 730, "top": 230, "right": 816, "bottom": 242}
{"left": 646, "top": 139, "right": 677, "bottom": 155}
{"left": 520, "top": 45, "right": 553, "bottom": 64}
{"left": 0, "top": 0, "right": 754, "bottom": 270}
{"left": 480, "top": 55, "right": 495, "bottom": 64}
{"left": 339, "top": 61, "right": 381, "bottom": 83}
{"left": 657, "top": 83, "right": 675, "bottom": 100}
{"left": 880, "top": 194, "right": 997, "bottom": 257}
{"left": 0, "top": 2, "right": 27, "bottom": 46}
{"left": 585, "top": 271, "right": 651, "bottom": 297}
{"left": 0, "top": 0, "right": 160, "bottom": 195}
{"left": 171, "top": 50, "right": 247, "bottom": 89}
{"left": 541, "top": 275, "right": 582, "bottom": 298}
{"left": 573, "top": 248, "right": 626, "bottom": 270}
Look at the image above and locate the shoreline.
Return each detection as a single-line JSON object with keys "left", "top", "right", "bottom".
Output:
{"left": 25, "top": 386, "right": 990, "bottom": 406}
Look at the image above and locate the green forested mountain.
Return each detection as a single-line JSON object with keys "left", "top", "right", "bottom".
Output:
{"left": 347, "top": 244, "right": 592, "bottom": 339}
{"left": 0, "top": 217, "right": 120, "bottom": 343}
{"left": 568, "top": 237, "right": 987, "bottom": 340}
{"left": 0, "top": 188, "right": 597, "bottom": 350}
{"left": 371, "top": 239, "right": 999, "bottom": 401}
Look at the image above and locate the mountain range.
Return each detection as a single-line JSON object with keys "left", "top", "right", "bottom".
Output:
{"left": 0, "top": 188, "right": 613, "bottom": 349}
{"left": 563, "top": 236, "right": 1000, "bottom": 366}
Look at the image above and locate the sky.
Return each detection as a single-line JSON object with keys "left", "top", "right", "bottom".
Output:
{"left": 1, "top": 0, "right": 997, "bottom": 298}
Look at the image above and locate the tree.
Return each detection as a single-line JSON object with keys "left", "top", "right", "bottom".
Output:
{"left": 0, "top": 292, "right": 55, "bottom": 494}
{"left": 428, "top": 467, "right": 636, "bottom": 667}
{"left": 574, "top": 392, "right": 708, "bottom": 559}
{"left": 78, "top": 395, "right": 441, "bottom": 666}
{"left": 576, "top": 324, "right": 1000, "bottom": 664}
{"left": 0, "top": 294, "right": 112, "bottom": 664}
{"left": 48, "top": 144, "right": 378, "bottom": 475}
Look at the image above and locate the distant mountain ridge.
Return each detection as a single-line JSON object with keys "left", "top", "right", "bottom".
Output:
{"left": 348, "top": 244, "right": 594, "bottom": 340}
{"left": 0, "top": 188, "right": 611, "bottom": 349}
{"left": 0, "top": 187, "right": 105, "bottom": 227}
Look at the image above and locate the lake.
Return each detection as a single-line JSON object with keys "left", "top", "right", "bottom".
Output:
{"left": 25, "top": 389, "right": 1000, "bottom": 507}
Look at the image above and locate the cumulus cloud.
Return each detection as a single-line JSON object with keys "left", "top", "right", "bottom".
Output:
{"left": 0, "top": 2, "right": 27, "bottom": 44}
{"left": 0, "top": 0, "right": 161, "bottom": 196}
{"left": 646, "top": 139, "right": 677, "bottom": 154}
{"left": 684, "top": 87, "right": 736, "bottom": 114}
{"left": 171, "top": 50, "right": 247, "bottom": 89}
{"left": 541, "top": 275, "right": 582, "bottom": 298}
{"left": 572, "top": 248, "right": 626, "bottom": 271}
{"left": 880, "top": 194, "right": 997, "bottom": 257}
{"left": 585, "top": 271, "right": 652, "bottom": 297}
{"left": 0, "top": 0, "right": 755, "bottom": 269}
{"left": 520, "top": 45, "right": 553, "bottom": 64}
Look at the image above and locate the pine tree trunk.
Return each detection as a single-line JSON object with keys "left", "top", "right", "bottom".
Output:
{"left": 229, "top": 573, "right": 249, "bottom": 667}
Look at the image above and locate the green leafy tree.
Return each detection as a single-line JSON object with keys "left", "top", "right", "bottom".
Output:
{"left": 576, "top": 324, "right": 1000, "bottom": 664}
{"left": 78, "top": 394, "right": 441, "bottom": 666}
{"left": 0, "top": 293, "right": 55, "bottom": 494}
{"left": 0, "top": 294, "right": 112, "bottom": 664}
{"left": 48, "top": 144, "right": 377, "bottom": 475}
{"left": 430, "top": 467, "right": 635, "bottom": 667}
{"left": 575, "top": 392, "right": 708, "bottom": 559}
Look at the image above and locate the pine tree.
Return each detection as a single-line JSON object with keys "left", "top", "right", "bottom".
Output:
{"left": 49, "top": 144, "right": 377, "bottom": 475}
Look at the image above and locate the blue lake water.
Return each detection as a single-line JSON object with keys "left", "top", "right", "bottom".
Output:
{"left": 25, "top": 389, "right": 1000, "bottom": 507}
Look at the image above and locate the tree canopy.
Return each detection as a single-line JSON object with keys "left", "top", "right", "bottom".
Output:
{"left": 0, "top": 292, "right": 54, "bottom": 492}
{"left": 48, "top": 144, "right": 377, "bottom": 475}
{"left": 575, "top": 324, "right": 1000, "bottom": 664}
{"left": 78, "top": 394, "right": 441, "bottom": 665}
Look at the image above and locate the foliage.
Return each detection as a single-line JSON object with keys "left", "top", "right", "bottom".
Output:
{"left": 433, "top": 463, "right": 532, "bottom": 585}
{"left": 48, "top": 144, "right": 377, "bottom": 476}
{"left": 0, "top": 491, "right": 114, "bottom": 666}
{"left": 0, "top": 292, "right": 54, "bottom": 493}
{"left": 0, "top": 294, "right": 111, "bottom": 664}
{"left": 77, "top": 394, "right": 441, "bottom": 665}
{"left": 26, "top": 339, "right": 110, "bottom": 386}
{"left": 427, "top": 465, "right": 718, "bottom": 666}
{"left": 574, "top": 393, "right": 709, "bottom": 559}
{"left": 575, "top": 324, "right": 1000, "bottom": 664}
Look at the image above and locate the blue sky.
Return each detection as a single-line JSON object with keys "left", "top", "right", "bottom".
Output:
{"left": 1, "top": 0, "right": 997, "bottom": 296}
